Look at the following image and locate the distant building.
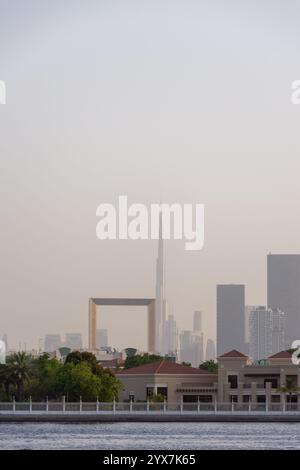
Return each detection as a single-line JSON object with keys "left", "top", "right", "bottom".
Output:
{"left": 245, "top": 305, "right": 257, "bottom": 343}
{"left": 193, "top": 311, "right": 202, "bottom": 332}
{"left": 164, "top": 314, "right": 178, "bottom": 354}
{"left": 272, "top": 308, "right": 286, "bottom": 355}
{"left": 192, "top": 332, "right": 204, "bottom": 367}
{"left": 249, "top": 306, "right": 285, "bottom": 361}
{"left": 179, "top": 330, "right": 193, "bottom": 364}
{"left": 44, "top": 334, "right": 61, "bottom": 353}
{"left": 217, "top": 284, "right": 245, "bottom": 356}
{"left": 96, "top": 329, "right": 108, "bottom": 349}
{"left": 179, "top": 330, "right": 204, "bottom": 367}
{"left": 2, "top": 334, "right": 8, "bottom": 352}
{"left": 65, "top": 333, "right": 82, "bottom": 350}
{"left": 205, "top": 338, "right": 216, "bottom": 361}
{"left": 267, "top": 254, "right": 300, "bottom": 346}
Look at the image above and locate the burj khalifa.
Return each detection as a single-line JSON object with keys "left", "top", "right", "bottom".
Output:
{"left": 155, "top": 212, "right": 168, "bottom": 354}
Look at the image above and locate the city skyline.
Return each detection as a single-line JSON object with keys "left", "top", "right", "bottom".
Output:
{"left": 2, "top": 1, "right": 300, "bottom": 351}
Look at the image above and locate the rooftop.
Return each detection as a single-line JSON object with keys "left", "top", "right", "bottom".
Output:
{"left": 219, "top": 349, "right": 248, "bottom": 358}
{"left": 117, "top": 360, "right": 216, "bottom": 375}
{"left": 268, "top": 351, "right": 292, "bottom": 359}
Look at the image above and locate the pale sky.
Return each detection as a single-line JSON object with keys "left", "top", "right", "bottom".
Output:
{"left": 1, "top": 0, "right": 300, "bottom": 350}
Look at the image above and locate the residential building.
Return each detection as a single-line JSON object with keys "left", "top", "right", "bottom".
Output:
{"left": 218, "top": 349, "right": 300, "bottom": 405}
{"left": 44, "top": 334, "right": 61, "bottom": 353}
{"left": 96, "top": 329, "right": 108, "bottom": 349}
{"left": 205, "top": 338, "right": 216, "bottom": 361}
{"left": 217, "top": 284, "right": 245, "bottom": 356}
{"left": 267, "top": 254, "right": 300, "bottom": 346}
{"left": 117, "top": 360, "right": 218, "bottom": 403}
{"left": 65, "top": 333, "right": 82, "bottom": 350}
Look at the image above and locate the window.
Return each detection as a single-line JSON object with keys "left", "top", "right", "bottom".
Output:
{"left": 146, "top": 387, "right": 154, "bottom": 398}
{"left": 243, "top": 395, "right": 251, "bottom": 403}
{"left": 157, "top": 387, "right": 168, "bottom": 400}
{"left": 286, "top": 375, "right": 297, "bottom": 388}
{"left": 264, "top": 378, "right": 278, "bottom": 389}
{"left": 183, "top": 395, "right": 213, "bottom": 403}
{"left": 228, "top": 375, "right": 238, "bottom": 389}
{"left": 257, "top": 395, "right": 266, "bottom": 403}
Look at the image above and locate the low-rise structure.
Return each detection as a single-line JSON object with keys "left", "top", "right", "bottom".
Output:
{"left": 218, "top": 349, "right": 300, "bottom": 404}
{"left": 117, "top": 360, "right": 218, "bottom": 403}
{"left": 117, "top": 350, "right": 300, "bottom": 406}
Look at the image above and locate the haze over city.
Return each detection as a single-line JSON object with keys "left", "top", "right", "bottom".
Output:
{"left": 1, "top": 0, "right": 300, "bottom": 350}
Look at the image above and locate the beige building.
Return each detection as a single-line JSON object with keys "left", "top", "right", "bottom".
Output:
{"left": 218, "top": 349, "right": 300, "bottom": 404}
{"left": 117, "top": 360, "right": 217, "bottom": 403}
{"left": 117, "top": 350, "right": 300, "bottom": 405}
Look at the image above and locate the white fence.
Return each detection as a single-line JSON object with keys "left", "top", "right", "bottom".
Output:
{"left": 0, "top": 400, "right": 300, "bottom": 414}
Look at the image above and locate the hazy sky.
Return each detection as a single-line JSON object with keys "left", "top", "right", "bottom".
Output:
{"left": 1, "top": 0, "right": 300, "bottom": 350}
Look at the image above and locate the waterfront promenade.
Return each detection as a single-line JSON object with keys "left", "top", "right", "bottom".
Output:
{"left": 1, "top": 401, "right": 300, "bottom": 422}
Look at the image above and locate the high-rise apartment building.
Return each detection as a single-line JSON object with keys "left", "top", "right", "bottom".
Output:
{"left": 164, "top": 314, "right": 178, "bottom": 353}
{"left": 65, "top": 333, "right": 82, "bottom": 350}
{"left": 249, "top": 306, "right": 285, "bottom": 361}
{"left": 193, "top": 311, "right": 202, "bottom": 332}
{"left": 44, "top": 334, "right": 61, "bottom": 353}
{"left": 217, "top": 284, "right": 245, "bottom": 356}
{"left": 205, "top": 338, "right": 216, "bottom": 361}
{"left": 96, "top": 329, "right": 108, "bottom": 349}
{"left": 267, "top": 254, "right": 300, "bottom": 346}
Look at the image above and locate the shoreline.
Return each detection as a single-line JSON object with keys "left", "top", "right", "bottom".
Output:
{"left": 2, "top": 413, "right": 300, "bottom": 423}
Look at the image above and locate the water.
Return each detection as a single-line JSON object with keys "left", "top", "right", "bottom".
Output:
{"left": 0, "top": 422, "right": 300, "bottom": 449}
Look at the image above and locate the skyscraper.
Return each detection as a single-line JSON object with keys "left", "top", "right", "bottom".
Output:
{"left": 217, "top": 284, "right": 245, "bottom": 356}
{"left": 272, "top": 308, "right": 286, "bottom": 354}
{"left": 179, "top": 330, "right": 193, "bottom": 364}
{"left": 193, "top": 311, "right": 202, "bottom": 332}
{"left": 205, "top": 338, "right": 216, "bottom": 361}
{"left": 44, "top": 334, "right": 61, "bottom": 353}
{"left": 164, "top": 314, "right": 178, "bottom": 354}
{"left": 249, "top": 306, "right": 285, "bottom": 361}
{"left": 96, "top": 329, "right": 108, "bottom": 349}
{"left": 155, "top": 211, "right": 167, "bottom": 354}
{"left": 65, "top": 333, "right": 82, "bottom": 350}
{"left": 267, "top": 254, "right": 300, "bottom": 346}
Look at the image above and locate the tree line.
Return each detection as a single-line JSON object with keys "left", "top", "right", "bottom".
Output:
{"left": 0, "top": 351, "right": 122, "bottom": 402}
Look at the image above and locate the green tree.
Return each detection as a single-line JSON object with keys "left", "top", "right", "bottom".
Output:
{"left": 7, "top": 352, "right": 33, "bottom": 401}
{"left": 199, "top": 360, "right": 218, "bottom": 373}
{"left": 62, "top": 351, "right": 122, "bottom": 401}
{"left": 124, "top": 353, "right": 162, "bottom": 369}
{"left": 65, "top": 351, "right": 102, "bottom": 375}
{"left": 277, "top": 384, "right": 300, "bottom": 403}
{"left": 181, "top": 361, "right": 191, "bottom": 367}
{"left": 55, "top": 362, "right": 102, "bottom": 401}
{"left": 27, "top": 354, "right": 63, "bottom": 401}
{"left": 0, "top": 364, "right": 15, "bottom": 401}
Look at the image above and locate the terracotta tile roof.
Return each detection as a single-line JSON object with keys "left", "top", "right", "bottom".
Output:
{"left": 219, "top": 349, "right": 248, "bottom": 358}
{"left": 117, "top": 360, "right": 215, "bottom": 375}
{"left": 268, "top": 351, "right": 292, "bottom": 359}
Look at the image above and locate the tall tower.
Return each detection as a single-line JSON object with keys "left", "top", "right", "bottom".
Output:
{"left": 217, "top": 284, "right": 245, "bottom": 356}
{"left": 155, "top": 211, "right": 167, "bottom": 354}
{"left": 267, "top": 254, "right": 300, "bottom": 347}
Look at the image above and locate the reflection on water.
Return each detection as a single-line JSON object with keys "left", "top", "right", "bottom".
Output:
{"left": 0, "top": 422, "right": 299, "bottom": 450}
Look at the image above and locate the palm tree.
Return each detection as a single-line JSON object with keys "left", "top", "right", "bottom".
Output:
{"left": 6, "top": 352, "right": 33, "bottom": 401}
{"left": 277, "top": 384, "right": 300, "bottom": 406}
{"left": 0, "top": 364, "right": 15, "bottom": 401}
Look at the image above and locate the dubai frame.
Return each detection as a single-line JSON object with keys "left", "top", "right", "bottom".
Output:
{"left": 89, "top": 213, "right": 166, "bottom": 354}
{"left": 89, "top": 298, "right": 156, "bottom": 352}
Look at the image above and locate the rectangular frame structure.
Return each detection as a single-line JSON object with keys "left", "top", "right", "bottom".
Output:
{"left": 88, "top": 298, "right": 156, "bottom": 353}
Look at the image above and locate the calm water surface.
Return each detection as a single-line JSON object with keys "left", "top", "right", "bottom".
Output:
{"left": 0, "top": 422, "right": 299, "bottom": 450}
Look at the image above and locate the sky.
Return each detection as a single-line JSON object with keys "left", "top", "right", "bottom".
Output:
{"left": 1, "top": 0, "right": 300, "bottom": 351}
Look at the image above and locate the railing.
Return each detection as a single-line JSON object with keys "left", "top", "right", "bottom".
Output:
{"left": 0, "top": 400, "right": 300, "bottom": 414}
